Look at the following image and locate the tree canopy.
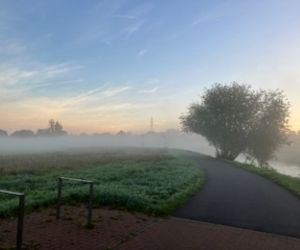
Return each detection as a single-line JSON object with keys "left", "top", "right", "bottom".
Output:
{"left": 11, "top": 129, "right": 35, "bottom": 138}
{"left": 0, "top": 129, "right": 8, "bottom": 136}
{"left": 36, "top": 119, "right": 67, "bottom": 137}
{"left": 181, "top": 83, "right": 290, "bottom": 165}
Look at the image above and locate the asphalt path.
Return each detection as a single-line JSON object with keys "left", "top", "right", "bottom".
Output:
{"left": 173, "top": 154, "right": 300, "bottom": 238}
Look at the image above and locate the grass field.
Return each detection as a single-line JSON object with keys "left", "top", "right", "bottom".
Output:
{"left": 0, "top": 148, "right": 204, "bottom": 217}
{"left": 234, "top": 162, "right": 300, "bottom": 198}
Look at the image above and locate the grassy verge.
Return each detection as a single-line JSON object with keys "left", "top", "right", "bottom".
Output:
{"left": 0, "top": 150, "right": 204, "bottom": 217}
{"left": 234, "top": 162, "right": 300, "bottom": 198}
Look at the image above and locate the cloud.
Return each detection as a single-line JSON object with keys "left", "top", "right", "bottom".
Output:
{"left": 0, "top": 63, "right": 82, "bottom": 86}
{"left": 122, "top": 21, "right": 144, "bottom": 37}
{"left": 0, "top": 84, "right": 148, "bottom": 130}
{"left": 59, "top": 85, "right": 132, "bottom": 108}
{"left": 0, "top": 62, "right": 83, "bottom": 101}
{"left": 85, "top": 102, "right": 149, "bottom": 114}
{"left": 137, "top": 49, "right": 148, "bottom": 57}
{"left": 138, "top": 87, "right": 160, "bottom": 94}
{"left": 71, "top": 1, "right": 155, "bottom": 46}
{"left": 101, "top": 86, "right": 132, "bottom": 97}
{"left": 61, "top": 86, "right": 109, "bottom": 107}
{"left": 44, "top": 64, "right": 83, "bottom": 77}
{"left": 73, "top": 2, "right": 150, "bottom": 45}
{"left": 31, "top": 79, "right": 84, "bottom": 89}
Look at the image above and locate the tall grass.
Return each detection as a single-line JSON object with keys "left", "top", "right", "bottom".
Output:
{"left": 0, "top": 149, "right": 204, "bottom": 217}
{"left": 234, "top": 162, "right": 300, "bottom": 198}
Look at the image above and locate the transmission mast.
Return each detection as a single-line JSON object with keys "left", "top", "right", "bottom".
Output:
{"left": 150, "top": 116, "right": 154, "bottom": 132}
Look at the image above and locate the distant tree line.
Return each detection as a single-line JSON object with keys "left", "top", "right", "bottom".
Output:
{"left": 0, "top": 129, "right": 8, "bottom": 136}
{"left": 0, "top": 119, "right": 67, "bottom": 138}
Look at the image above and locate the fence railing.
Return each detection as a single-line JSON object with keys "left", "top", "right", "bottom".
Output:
{"left": 0, "top": 176, "right": 94, "bottom": 249}
{"left": 56, "top": 177, "right": 94, "bottom": 226}
{"left": 0, "top": 189, "right": 25, "bottom": 250}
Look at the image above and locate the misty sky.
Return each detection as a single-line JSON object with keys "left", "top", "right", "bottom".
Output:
{"left": 0, "top": 0, "right": 300, "bottom": 133}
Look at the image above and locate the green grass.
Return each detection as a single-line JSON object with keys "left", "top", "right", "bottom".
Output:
{"left": 234, "top": 162, "right": 300, "bottom": 198}
{"left": 0, "top": 149, "right": 204, "bottom": 217}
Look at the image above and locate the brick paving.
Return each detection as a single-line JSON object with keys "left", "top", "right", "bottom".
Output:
{"left": 1, "top": 206, "right": 299, "bottom": 250}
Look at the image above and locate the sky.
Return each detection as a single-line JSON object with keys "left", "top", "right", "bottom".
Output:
{"left": 0, "top": 0, "right": 300, "bottom": 134}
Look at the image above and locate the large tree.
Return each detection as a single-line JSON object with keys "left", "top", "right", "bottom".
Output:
{"left": 246, "top": 90, "right": 290, "bottom": 166}
{"left": 36, "top": 120, "right": 67, "bottom": 136}
{"left": 181, "top": 83, "right": 290, "bottom": 164}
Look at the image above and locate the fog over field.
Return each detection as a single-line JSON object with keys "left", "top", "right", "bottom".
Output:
{"left": 0, "top": 132, "right": 299, "bottom": 177}
{"left": 0, "top": 133, "right": 213, "bottom": 155}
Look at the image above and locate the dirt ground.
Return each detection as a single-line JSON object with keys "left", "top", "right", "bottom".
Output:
{"left": 1, "top": 206, "right": 300, "bottom": 250}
